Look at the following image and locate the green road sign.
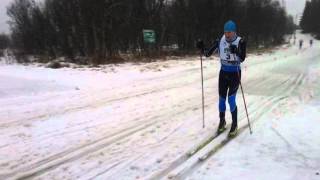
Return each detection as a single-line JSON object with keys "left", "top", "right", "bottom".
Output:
{"left": 143, "top": 29, "right": 156, "bottom": 44}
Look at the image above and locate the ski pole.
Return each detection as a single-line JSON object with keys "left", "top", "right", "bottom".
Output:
{"left": 231, "top": 52, "right": 252, "bottom": 134}
{"left": 237, "top": 68, "right": 253, "bottom": 134}
{"left": 200, "top": 52, "right": 205, "bottom": 128}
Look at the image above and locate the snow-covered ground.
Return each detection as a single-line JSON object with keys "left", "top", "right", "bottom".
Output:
{"left": 0, "top": 32, "right": 319, "bottom": 180}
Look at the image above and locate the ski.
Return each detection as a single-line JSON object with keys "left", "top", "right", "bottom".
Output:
{"left": 198, "top": 126, "right": 244, "bottom": 162}
{"left": 168, "top": 123, "right": 247, "bottom": 179}
{"left": 199, "top": 135, "right": 233, "bottom": 161}
{"left": 187, "top": 126, "right": 228, "bottom": 157}
{"left": 167, "top": 129, "right": 230, "bottom": 179}
{"left": 187, "top": 134, "right": 217, "bottom": 157}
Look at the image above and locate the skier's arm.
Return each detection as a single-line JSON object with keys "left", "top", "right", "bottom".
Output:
{"left": 237, "top": 38, "right": 247, "bottom": 62}
{"left": 204, "top": 39, "right": 219, "bottom": 57}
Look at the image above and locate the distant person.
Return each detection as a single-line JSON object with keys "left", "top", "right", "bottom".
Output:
{"left": 310, "top": 39, "right": 313, "bottom": 47}
{"left": 196, "top": 20, "right": 247, "bottom": 137}
{"left": 299, "top": 39, "right": 303, "bottom": 50}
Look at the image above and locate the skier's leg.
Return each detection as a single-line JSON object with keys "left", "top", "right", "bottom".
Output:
{"left": 218, "top": 70, "right": 228, "bottom": 133}
{"left": 228, "top": 71, "right": 241, "bottom": 136}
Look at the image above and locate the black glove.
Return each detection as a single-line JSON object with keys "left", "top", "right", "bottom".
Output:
{"left": 239, "top": 38, "right": 247, "bottom": 50}
{"left": 229, "top": 44, "right": 238, "bottom": 54}
{"left": 196, "top": 39, "right": 204, "bottom": 50}
{"left": 238, "top": 38, "right": 247, "bottom": 62}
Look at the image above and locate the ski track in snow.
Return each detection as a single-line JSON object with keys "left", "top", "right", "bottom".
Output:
{"left": 0, "top": 32, "right": 320, "bottom": 180}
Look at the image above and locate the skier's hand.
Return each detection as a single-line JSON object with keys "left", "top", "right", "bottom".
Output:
{"left": 239, "top": 38, "right": 247, "bottom": 62}
{"left": 196, "top": 39, "right": 204, "bottom": 50}
{"left": 229, "top": 44, "right": 238, "bottom": 54}
{"left": 239, "top": 38, "right": 247, "bottom": 50}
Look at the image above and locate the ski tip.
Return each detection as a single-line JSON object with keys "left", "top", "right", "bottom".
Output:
{"left": 168, "top": 173, "right": 179, "bottom": 179}
{"left": 167, "top": 174, "right": 175, "bottom": 179}
{"left": 199, "top": 155, "right": 208, "bottom": 161}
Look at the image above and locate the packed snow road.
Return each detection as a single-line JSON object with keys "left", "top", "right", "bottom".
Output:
{"left": 0, "top": 32, "right": 319, "bottom": 180}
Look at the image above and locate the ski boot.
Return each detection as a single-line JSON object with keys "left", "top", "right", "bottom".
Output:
{"left": 229, "top": 107, "right": 238, "bottom": 138}
{"left": 217, "top": 112, "right": 226, "bottom": 134}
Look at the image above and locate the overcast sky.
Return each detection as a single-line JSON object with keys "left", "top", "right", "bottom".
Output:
{"left": 0, "top": 0, "right": 13, "bottom": 33}
{"left": 0, "top": 0, "right": 307, "bottom": 34}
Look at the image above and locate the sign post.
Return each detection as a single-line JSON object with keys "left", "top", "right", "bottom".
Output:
{"left": 143, "top": 29, "right": 156, "bottom": 44}
{"left": 143, "top": 29, "right": 156, "bottom": 58}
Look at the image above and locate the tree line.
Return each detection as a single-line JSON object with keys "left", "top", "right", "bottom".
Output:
{"left": 300, "top": 0, "right": 320, "bottom": 38}
{"left": 0, "top": 34, "right": 10, "bottom": 56}
{"left": 0, "top": 34, "right": 10, "bottom": 49}
{"left": 5, "top": 0, "right": 295, "bottom": 64}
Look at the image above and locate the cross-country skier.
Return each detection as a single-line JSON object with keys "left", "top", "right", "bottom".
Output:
{"left": 196, "top": 20, "right": 247, "bottom": 137}
{"left": 299, "top": 39, "right": 303, "bottom": 49}
{"left": 310, "top": 39, "right": 313, "bottom": 47}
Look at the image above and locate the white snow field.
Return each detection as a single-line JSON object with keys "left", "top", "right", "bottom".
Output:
{"left": 0, "top": 32, "right": 319, "bottom": 180}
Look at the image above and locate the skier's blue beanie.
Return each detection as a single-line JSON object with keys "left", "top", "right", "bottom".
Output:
{"left": 224, "top": 20, "right": 236, "bottom": 32}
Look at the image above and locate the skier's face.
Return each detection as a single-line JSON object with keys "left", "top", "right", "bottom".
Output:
{"left": 225, "top": 31, "right": 236, "bottom": 41}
